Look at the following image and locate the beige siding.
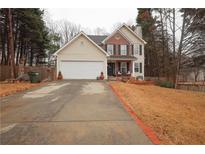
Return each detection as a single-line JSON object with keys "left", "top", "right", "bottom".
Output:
{"left": 119, "top": 26, "right": 144, "bottom": 45}
{"left": 57, "top": 35, "right": 107, "bottom": 79}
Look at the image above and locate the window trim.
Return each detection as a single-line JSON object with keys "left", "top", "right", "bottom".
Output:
{"left": 120, "top": 45, "right": 127, "bottom": 55}
{"left": 134, "top": 44, "right": 138, "bottom": 56}
{"left": 107, "top": 44, "right": 114, "bottom": 55}
{"left": 134, "top": 62, "right": 139, "bottom": 72}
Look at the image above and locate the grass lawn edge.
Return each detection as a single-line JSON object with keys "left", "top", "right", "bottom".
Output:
{"left": 0, "top": 82, "right": 51, "bottom": 97}
{"left": 109, "top": 83, "right": 161, "bottom": 145}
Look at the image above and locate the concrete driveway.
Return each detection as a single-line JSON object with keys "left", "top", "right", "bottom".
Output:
{"left": 0, "top": 80, "right": 152, "bottom": 144}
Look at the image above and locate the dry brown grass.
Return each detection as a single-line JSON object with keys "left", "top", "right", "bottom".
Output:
{"left": 0, "top": 82, "right": 43, "bottom": 97}
{"left": 110, "top": 81, "right": 205, "bottom": 144}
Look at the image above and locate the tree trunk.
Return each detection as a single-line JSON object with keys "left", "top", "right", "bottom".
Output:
{"left": 14, "top": 15, "right": 19, "bottom": 64}
{"left": 165, "top": 11, "right": 170, "bottom": 80}
{"left": 0, "top": 18, "right": 6, "bottom": 64}
{"left": 29, "top": 49, "right": 33, "bottom": 66}
{"left": 159, "top": 9, "right": 166, "bottom": 77}
{"left": 7, "top": 8, "right": 15, "bottom": 79}
{"left": 175, "top": 10, "right": 186, "bottom": 88}
{"left": 172, "top": 8, "right": 177, "bottom": 84}
{"left": 173, "top": 8, "right": 176, "bottom": 58}
{"left": 16, "top": 40, "right": 21, "bottom": 65}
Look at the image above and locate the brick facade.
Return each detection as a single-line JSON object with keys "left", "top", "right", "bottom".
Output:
{"left": 104, "top": 32, "right": 133, "bottom": 56}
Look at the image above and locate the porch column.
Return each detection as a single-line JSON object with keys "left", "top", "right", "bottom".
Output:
{"left": 132, "top": 61, "right": 135, "bottom": 76}
{"left": 130, "top": 61, "right": 132, "bottom": 73}
{"left": 118, "top": 61, "right": 121, "bottom": 73}
{"left": 115, "top": 61, "right": 118, "bottom": 75}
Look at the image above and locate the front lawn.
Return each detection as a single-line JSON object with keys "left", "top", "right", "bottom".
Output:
{"left": 110, "top": 82, "right": 205, "bottom": 144}
{"left": 0, "top": 82, "right": 43, "bottom": 97}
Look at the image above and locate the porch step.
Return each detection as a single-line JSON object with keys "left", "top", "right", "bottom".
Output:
{"left": 108, "top": 76, "right": 131, "bottom": 81}
{"left": 108, "top": 76, "right": 117, "bottom": 81}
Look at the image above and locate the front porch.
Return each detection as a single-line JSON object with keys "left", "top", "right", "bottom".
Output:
{"left": 107, "top": 60, "right": 133, "bottom": 77}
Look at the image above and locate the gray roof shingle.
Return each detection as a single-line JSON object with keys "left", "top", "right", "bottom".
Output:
{"left": 87, "top": 35, "right": 108, "bottom": 45}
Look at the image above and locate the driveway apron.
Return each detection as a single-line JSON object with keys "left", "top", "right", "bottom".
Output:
{"left": 0, "top": 80, "right": 152, "bottom": 144}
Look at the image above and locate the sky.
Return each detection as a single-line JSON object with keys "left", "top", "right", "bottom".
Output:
{"left": 46, "top": 8, "right": 137, "bottom": 33}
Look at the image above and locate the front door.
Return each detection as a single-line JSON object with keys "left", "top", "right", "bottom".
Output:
{"left": 108, "top": 63, "right": 115, "bottom": 76}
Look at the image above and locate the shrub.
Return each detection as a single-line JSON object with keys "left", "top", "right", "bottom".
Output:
{"left": 155, "top": 80, "right": 175, "bottom": 88}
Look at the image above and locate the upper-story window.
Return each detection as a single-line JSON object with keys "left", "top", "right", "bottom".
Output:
{"left": 134, "top": 44, "right": 138, "bottom": 56}
{"left": 120, "top": 45, "right": 127, "bottom": 55}
{"left": 107, "top": 44, "right": 114, "bottom": 55}
{"left": 139, "top": 45, "right": 142, "bottom": 55}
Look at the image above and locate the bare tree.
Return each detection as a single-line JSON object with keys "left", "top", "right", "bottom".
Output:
{"left": 58, "top": 20, "right": 82, "bottom": 45}
{"left": 93, "top": 27, "right": 108, "bottom": 35}
{"left": 111, "top": 22, "right": 123, "bottom": 32}
{"left": 44, "top": 14, "right": 82, "bottom": 47}
{"left": 175, "top": 9, "right": 187, "bottom": 87}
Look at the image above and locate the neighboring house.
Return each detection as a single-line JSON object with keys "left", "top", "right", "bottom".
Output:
{"left": 179, "top": 54, "right": 205, "bottom": 82}
{"left": 179, "top": 65, "right": 205, "bottom": 82}
{"left": 54, "top": 24, "right": 146, "bottom": 79}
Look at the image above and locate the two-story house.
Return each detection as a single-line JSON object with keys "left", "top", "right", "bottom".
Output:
{"left": 54, "top": 24, "right": 146, "bottom": 80}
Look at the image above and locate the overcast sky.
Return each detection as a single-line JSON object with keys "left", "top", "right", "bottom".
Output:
{"left": 46, "top": 8, "right": 137, "bottom": 33}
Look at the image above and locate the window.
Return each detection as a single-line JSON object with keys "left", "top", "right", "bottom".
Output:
{"left": 134, "top": 44, "right": 138, "bottom": 56}
{"left": 107, "top": 44, "right": 114, "bottom": 55}
{"left": 139, "top": 45, "right": 142, "bottom": 55}
{"left": 120, "top": 45, "right": 127, "bottom": 55}
{"left": 121, "top": 62, "right": 127, "bottom": 74}
{"left": 140, "top": 62, "right": 142, "bottom": 73}
{"left": 134, "top": 62, "right": 139, "bottom": 72}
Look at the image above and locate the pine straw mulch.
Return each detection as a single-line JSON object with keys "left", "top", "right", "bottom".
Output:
{"left": 0, "top": 82, "right": 44, "bottom": 97}
{"left": 110, "top": 81, "right": 205, "bottom": 144}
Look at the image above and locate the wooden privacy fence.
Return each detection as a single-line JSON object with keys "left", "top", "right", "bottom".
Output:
{"left": 177, "top": 83, "right": 205, "bottom": 92}
{"left": 0, "top": 65, "right": 56, "bottom": 81}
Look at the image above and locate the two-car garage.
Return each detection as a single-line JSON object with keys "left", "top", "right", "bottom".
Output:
{"left": 59, "top": 61, "right": 104, "bottom": 79}
{"left": 55, "top": 32, "right": 108, "bottom": 79}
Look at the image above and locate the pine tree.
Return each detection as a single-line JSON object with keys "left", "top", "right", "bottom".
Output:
{"left": 136, "top": 9, "right": 160, "bottom": 77}
{"left": 0, "top": 8, "right": 58, "bottom": 69}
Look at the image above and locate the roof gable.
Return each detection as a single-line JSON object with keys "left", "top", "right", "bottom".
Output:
{"left": 120, "top": 24, "right": 147, "bottom": 44}
{"left": 102, "top": 23, "right": 147, "bottom": 44}
{"left": 54, "top": 32, "right": 108, "bottom": 56}
{"left": 105, "top": 31, "right": 131, "bottom": 44}
{"left": 102, "top": 29, "right": 132, "bottom": 44}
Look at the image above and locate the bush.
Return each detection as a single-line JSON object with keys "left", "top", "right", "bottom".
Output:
{"left": 156, "top": 80, "right": 175, "bottom": 88}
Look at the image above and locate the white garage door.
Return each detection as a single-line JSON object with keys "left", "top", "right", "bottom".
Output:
{"left": 60, "top": 61, "right": 104, "bottom": 79}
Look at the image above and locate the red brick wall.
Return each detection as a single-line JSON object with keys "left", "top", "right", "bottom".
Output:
{"left": 106, "top": 32, "right": 129, "bottom": 45}
{"left": 104, "top": 32, "right": 133, "bottom": 56}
